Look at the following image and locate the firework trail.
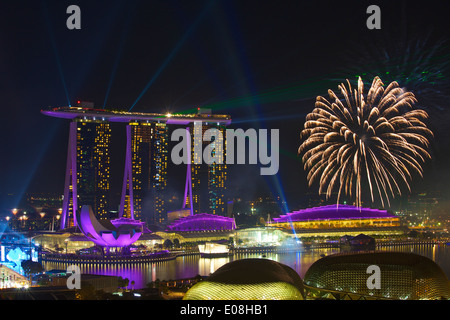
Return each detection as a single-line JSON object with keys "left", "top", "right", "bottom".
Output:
{"left": 340, "top": 35, "right": 450, "bottom": 113}
{"left": 298, "top": 77, "right": 433, "bottom": 208}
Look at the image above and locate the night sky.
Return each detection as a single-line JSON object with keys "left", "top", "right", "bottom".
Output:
{"left": 2, "top": 0, "right": 450, "bottom": 216}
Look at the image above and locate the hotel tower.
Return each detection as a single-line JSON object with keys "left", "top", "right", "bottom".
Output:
{"left": 121, "top": 121, "right": 168, "bottom": 224}
{"left": 61, "top": 118, "right": 112, "bottom": 228}
{"left": 186, "top": 114, "right": 227, "bottom": 216}
{"left": 43, "top": 104, "right": 231, "bottom": 230}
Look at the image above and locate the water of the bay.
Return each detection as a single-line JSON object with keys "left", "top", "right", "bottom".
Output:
{"left": 41, "top": 243, "right": 450, "bottom": 289}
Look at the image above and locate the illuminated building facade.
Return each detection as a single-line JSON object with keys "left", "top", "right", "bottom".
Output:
{"left": 234, "top": 227, "right": 288, "bottom": 247}
{"left": 34, "top": 230, "right": 164, "bottom": 254}
{"left": 121, "top": 122, "right": 168, "bottom": 223}
{"left": 161, "top": 212, "right": 236, "bottom": 244}
{"left": 271, "top": 205, "right": 405, "bottom": 237}
{"left": 0, "top": 264, "right": 28, "bottom": 288}
{"left": 166, "top": 213, "right": 236, "bottom": 232}
{"left": 124, "top": 122, "right": 152, "bottom": 219}
{"left": 167, "top": 209, "right": 191, "bottom": 223}
{"left": 77, "top": 120, "right": 111, "bottom": 221}
{"left": 60, "top": 119, "right": 111, "bottom": 228}
{"left": 187, "top": 120, "right": 227, "bottom": 216}
{"left": 151, "top": 122, "right": 169, "bottom": 223}
{"left": 303, "top": 252, "right": 450, "bottom": 300}
{"left": 42, "top": 106, "right": 231, "bottom": 230}
{"left": 75, "top": 205, "right": 144, "bottom": 247}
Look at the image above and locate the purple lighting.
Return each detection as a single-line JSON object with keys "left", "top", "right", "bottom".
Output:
{"left": 166, "top": 213, "right": 236, "bottom": 232}
{"left": 272, "top": 204, "right": 396, "bottom": 223}
{"left": 61, "top": 121, "right": 78, "bottom": 229}
{"left": 182, "top": 126, "right": 194, "bottom": 216}
{"left": 41, "top": 107, "right": 232, "bottom": 125}
{"left": 119, "top": 125, "right": 134, "bottom": 219}
{"left": 76, "top": 205, "right": 144, "bottom": 247}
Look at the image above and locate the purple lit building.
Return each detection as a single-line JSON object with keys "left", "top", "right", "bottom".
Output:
{"left": 166, "top": 213, "right": 236, "bottom": 232}
{"left": 75, "top": 205, "right": 144, "bottom": 247}
{"left": 271, "top": 205, "right": 405, "bottom": 237}
{"left": 41, "top": 105, "right": 231, "bottom": 230}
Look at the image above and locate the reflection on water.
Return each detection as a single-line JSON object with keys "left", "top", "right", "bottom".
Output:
{"left": 41, "top": 244, "right": 450, "bottom": 289}
{"left": 377, "top": 244, "right": 450, "bottom": 279}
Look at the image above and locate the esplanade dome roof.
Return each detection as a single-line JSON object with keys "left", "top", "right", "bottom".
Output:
{"left": 304, "top": 251, "right": 450, "bottom": 300}
{"left": 184, "top": 259, "right": 304, "bottom": 300}
{"left": 209, "top": 258, "right": 303, "bottom": 288}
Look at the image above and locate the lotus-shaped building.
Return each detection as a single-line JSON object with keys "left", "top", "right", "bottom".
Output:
{"left": 76, "top": 205, "right": 144, "bottom": 247}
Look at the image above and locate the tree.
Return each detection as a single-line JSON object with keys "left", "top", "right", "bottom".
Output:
{"left": 408, "top": 230, "right": 419, "bottom": 238}
{"left": 163, "top": 239, "right": 173, "bottom": 249}
{"left": 21, "top": 260, "right": 43, "bottom": 281}
{"left": 118, "top": 276, "right": 130, "bottom": 290}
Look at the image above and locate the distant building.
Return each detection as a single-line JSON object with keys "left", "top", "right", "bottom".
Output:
{"left": 339, "top": 234, "right": 376, "bottom": 251}
{"left": 0, "top": 264, "right": 28, "bottom": 288}
{"left": 77, "top": 119, "right": 111, "bottom": 221}
{"left": 42, "top": 105, "right": 231, "bottom": 229}
{"left": 167, "top": 209, "right": 191, "bottom": 223}
{"left": 60, "top": 118, "right": 112, "bottom": 228}
{"left": 187, "top": 119, "right": 227, "bottom": 216}
{"left": 234, "top": 227, "right": 288, "bottom": 247}
{"left": 271, "top": 204, "right": 406, "bottom": 237}
{"left": 34, "top": 229, "right": 163, "bottom": 254}
{"left": 26, "top": 193, "right": 63, "bottom": 211}
{"left": 159, "top": 213, "right": 236, "bottom": 244}
{"left": 166, "top": 213, "right": 236, "bottom": 232}
{"left": 151, "top": 122, "right": 169, "bottom": 224}
{"left": 122, "top": 121, "right": 168, "bottom": 223}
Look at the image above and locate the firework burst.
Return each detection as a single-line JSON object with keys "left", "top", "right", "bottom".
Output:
{"left": 299, "top": 77, "right": 433, "bottom": 207}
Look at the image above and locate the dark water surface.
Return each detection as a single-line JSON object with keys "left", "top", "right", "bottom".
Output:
{"left": 41, "top": 243, "right": 450, "bottom": 289}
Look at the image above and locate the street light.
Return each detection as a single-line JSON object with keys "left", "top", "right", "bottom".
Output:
{"left": 19, "top": 215, "right": 28, "bottom": 229}
{"left": 51, "top": 214, "right": 61, "bottom": 232}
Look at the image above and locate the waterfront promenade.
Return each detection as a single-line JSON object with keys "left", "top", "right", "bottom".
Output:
{"left": 39, "top": 239, "right": 448, "bottom": 263}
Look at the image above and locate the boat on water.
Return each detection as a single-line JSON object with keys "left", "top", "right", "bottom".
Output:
{"left": 198, "top": 242, "right": 231, "bottom": 258}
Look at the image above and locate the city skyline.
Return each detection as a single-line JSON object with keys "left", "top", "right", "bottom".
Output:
{"left": 44, "top": 104, "right": 233, "bottom": 226}
{"left": 2, "top": 0, "right": 450, "bottom": 305}
{"left": 2, "top": 1, "right": 450, "bottom": 217}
